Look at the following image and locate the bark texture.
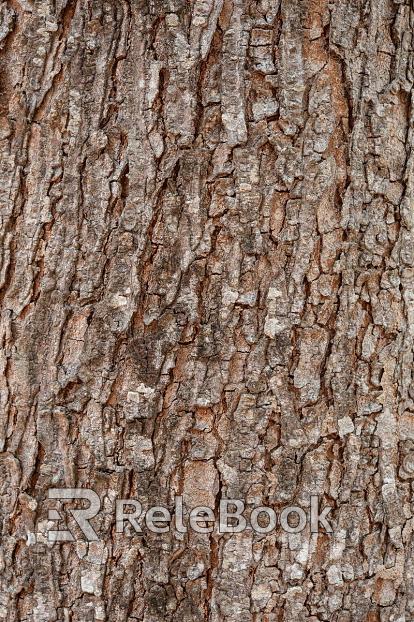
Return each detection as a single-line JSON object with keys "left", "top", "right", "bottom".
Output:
{"left": 1, "top": 0, "right": 414, "bottom": 620}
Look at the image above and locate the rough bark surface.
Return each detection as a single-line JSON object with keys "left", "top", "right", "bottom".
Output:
{"left": 1, "top": 0, "right": 414, "bottom": 620}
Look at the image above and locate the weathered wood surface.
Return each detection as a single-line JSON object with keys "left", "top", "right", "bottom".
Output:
{"left": 1, "top": 0, "right": 414, "bottom": 620}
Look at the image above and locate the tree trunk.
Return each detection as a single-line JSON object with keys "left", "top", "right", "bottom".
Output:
{"left": 1, "top": 0, "right": 414, "bottom": 620}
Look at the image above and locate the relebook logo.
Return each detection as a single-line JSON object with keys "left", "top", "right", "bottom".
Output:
{"left": 46, "top": 489, "right": 333, "bottom": 542}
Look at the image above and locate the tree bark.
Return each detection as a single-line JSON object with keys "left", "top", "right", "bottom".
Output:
{"left": 1, "top": 0, "right": 414, "bottom": 620}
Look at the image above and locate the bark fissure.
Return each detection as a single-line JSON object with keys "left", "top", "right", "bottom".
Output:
{"left": 1, "top": 0, "right": 414, "bottom": 620}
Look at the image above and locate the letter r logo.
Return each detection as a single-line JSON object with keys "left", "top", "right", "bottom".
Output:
{"left": 48, "top": 488, "right": 101, "bottom": 542}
